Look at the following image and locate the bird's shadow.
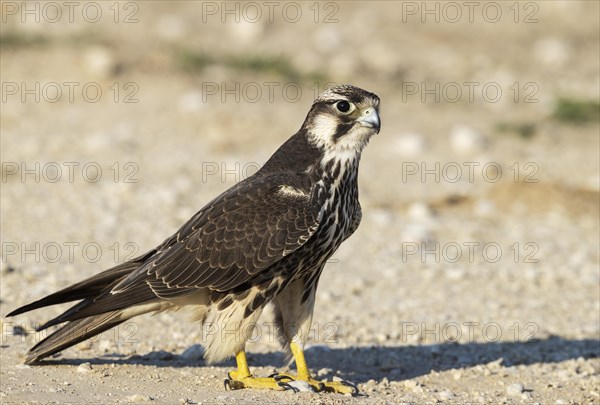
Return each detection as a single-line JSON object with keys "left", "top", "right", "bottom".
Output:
{"left": 32, "top": 336, "right": 599, "bottom": 384}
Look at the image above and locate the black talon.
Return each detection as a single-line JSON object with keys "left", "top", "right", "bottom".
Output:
{"left": 224, "top": 379, "right": 231, "bottom": 390}
{"left": 272, "top": 374, "right": 293, "bottom": 382}
{"left": 342, "top": 381, "right": 359, "bottom": 396}
{"left": 343, "top": 380, "right": 357, "bottom": 388}
{"left": 277, "top": 381, "right": 299, "bottom": 393}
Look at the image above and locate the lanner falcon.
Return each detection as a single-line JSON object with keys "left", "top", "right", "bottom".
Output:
{"left": 8, "top": 85, "right": 381, "bottom": 396}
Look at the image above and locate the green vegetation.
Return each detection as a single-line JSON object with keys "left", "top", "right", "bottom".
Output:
{"left": 495, "top": 122, "right": 537, "bottom": 139}
{"left": 176, "top": 49, "right": 326, "bottom": 82}
{"left": 177, "top": 49, "right": 214, "bottom": 71}
{"left": 552, "top": 97, "right": 600, "bottom": 125}
{"left": 0, "top": 31, "right": 101, "bottom": 48}
{"left": 0, "top": 32, "right": 49, "bottom": 48}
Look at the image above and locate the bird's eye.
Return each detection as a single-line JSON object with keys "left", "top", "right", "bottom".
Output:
{"left": 336, "top": 100, "right": 351, "bottom": 113}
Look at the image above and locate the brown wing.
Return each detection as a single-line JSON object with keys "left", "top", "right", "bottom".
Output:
{"left": 112, "top": 172, "right": 324, "bottom": 295}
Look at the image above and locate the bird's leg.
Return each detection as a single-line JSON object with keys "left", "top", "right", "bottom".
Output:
{"left": 270, "top": 342, "right": 358, "bottom": 396}
{"left": 224, "top": 350, "right": 298, "bottom": 392}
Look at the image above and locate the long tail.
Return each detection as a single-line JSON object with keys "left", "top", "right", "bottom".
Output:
{"left": 7, "top": 251, "right": 162, "bottom": 364}
{"left": 7, "top": 249, "right": 156, "bottom": 318}
{"left": 25, "top": 311, "right": 127, "bottom": 364}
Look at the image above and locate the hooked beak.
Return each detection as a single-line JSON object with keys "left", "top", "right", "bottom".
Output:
{"left": 357, "top": 107, "right": 381, "bottom": 133}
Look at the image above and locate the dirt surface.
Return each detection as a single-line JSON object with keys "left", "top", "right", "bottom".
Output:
{"left": 1, "top": 1, "right": 599, "bottom": 404}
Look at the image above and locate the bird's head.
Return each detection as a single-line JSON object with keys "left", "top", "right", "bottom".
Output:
{"left": 303, "top": 85, "right": 380, "bottom": 158}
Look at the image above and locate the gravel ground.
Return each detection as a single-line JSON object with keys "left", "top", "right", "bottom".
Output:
{"left": 1, "top": 2, "right": 599, "bottom": 404}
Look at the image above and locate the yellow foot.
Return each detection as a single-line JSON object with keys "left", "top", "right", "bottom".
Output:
{"left": 224, "top": 370, "right": 294, "bottom": 392}
{"left": 224, "top": 370, "right": 358, "bottom": 395}
{"left": 269, "top": 372, "right": 359, "bottom": 396}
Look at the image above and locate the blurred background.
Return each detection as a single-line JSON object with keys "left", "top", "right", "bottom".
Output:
{"left": 1, "top": 1, "right": 599, "bottom": 403}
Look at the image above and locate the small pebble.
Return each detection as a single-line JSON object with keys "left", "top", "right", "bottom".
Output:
{"left": 404, "top": 380, "right": 418, "bottom": 388}
{"left": 317, "top": 368, "right": 332, "bottom": 377}
{"left": 407, "top": 202, "right": 434, "bottom": 221}
{"left": 180, "top": 344, "right": 204, "bottom": 361}
{"left": 365, "top": 379, "right": 377, "bottom": 388}
{"left": 77, "top": 362, "right": 93, "bottom": 373}
{"left": 393, "top": 133, "right": 426, "bottom": 157}
{"left": 450, "top": 126, "right": 487, "bottom": 153}
{"left": 98, "top": 340, "right": 113, "bottom": 352}
{"left": 439, "top": 390, "right": 454, "bottom": 400}
{"left": 534, "top": 37, "right": 569, "bottom": 66}
{"left": 127, "top": 394, "right": 152, "bottom": 403}
{"left": 507, "top": 383, "right": 525, "bottom": 396}
{"left": 77, "top": 341, "right": 93, "bottom": 351}
{"left": 487, "top": 358, "right": 504, "bottom": 369}
{"left": 83, "top": 46, "right": 116, "bottom": 78}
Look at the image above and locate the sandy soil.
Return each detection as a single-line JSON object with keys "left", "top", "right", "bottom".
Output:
{"left": 1, "top": 2, "right": 599, "bottom": 404}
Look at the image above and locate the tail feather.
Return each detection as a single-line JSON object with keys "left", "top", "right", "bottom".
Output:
{"left": 7, "top": 261, "right": 142, "bottom": 317}
{"left": 7, "top": 250, "right": 166, "bottom": 364}
{"left": 25, "top": 311, "right": 126, "bottom": 364}
{"left": 37, "top": 281, "right": 158, "bottom": 331}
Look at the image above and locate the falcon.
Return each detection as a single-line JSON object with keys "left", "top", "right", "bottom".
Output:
{"left": 8, "top": 84, "right": 381, "bottom": 395}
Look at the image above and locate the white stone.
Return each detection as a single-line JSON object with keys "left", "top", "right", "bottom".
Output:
{"left": 392, "top": 133, "right": 426, "bottom": 157}
{"left": 98, "top": 340, "right": 113, "bottom": 352}
{"left": 507, "top": 383, "right": 525, "bottom": 396}
{"left": 83, "top": 46, "right": 115, "bottom": 78}
{"left": 439, "top": 390, "right": 454, "bottom": 400}
{"left": 407, "top": 202, "right": 434, "bottom": 220}
{"left": 179, "top": 91, "right": 206, "bottom": 113}
{"left": 534, "top": 38, "right": 569, "bottom": 67}
{"left": 474, "top": 199, "right": 495, "bottom": 217}
{"left": 450, "top": 126, "right": 486, "bottom": 154}
{"left": 77, "top": 362, "right": 93, "bottom": 373}
{"left": 127, "top": 394, "right": 152, "bottom": 403}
